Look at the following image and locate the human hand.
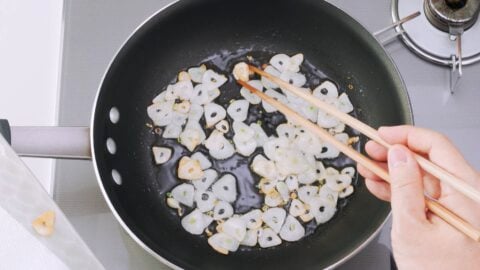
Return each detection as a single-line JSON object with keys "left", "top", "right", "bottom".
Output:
{"left": 357, "top": 125, "right": 480, "bottom": 270}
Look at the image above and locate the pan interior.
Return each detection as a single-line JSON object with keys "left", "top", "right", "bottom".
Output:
{"left": 92, "top": 0, "right": 412, "bottom": 269}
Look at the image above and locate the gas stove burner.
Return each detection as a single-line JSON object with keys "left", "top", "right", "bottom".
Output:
{"left": 392, "top": 0, "right": 480, "bottom": 66}
{"left": 425, "top": 0, "right": 480, "bottom": 33}
{"left": 392, "top": 0, "right": 480, "bottom": 93}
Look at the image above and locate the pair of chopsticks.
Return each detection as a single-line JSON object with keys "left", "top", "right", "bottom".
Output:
{"left": 237, "top": 65, "right": 480, "bottom": 242}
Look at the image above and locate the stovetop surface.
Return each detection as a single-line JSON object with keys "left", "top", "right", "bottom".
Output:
{"left": 54, "top": 0, "right": 480, "bottom": 269}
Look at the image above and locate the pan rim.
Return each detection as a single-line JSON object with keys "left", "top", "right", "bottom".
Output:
{"left": 89, "top": 0, "right": 413, "bottom": 269}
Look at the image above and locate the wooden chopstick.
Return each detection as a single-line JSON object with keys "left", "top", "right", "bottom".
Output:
{"left": 237, "top": 79, "right": 480, "bottom": 242}
{"left": 249, "top": 65, "right": 480, "bottom": 205}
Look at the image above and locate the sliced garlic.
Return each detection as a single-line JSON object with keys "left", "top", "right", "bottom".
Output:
{"left": 261, "top": 65, "right": 281, "bottom": 89}
{"left": 163, "top": 124, "right": 182, "bottom": 139}
{"left": 241, "top": 209, "right": 263, "bottom": 229}
{"left": 178, "top": 156, "right": 204, "bottom": 180}
{"left": 337, "top": 93, "right": 354, "bottom": 113}
{"left": 152, "top": 146, "right": 172, "bottom": 165}
{"left": 233, "top": 136, "right": 257, "bottom": 156}
{"left": 319, "top": 185, "right": 339, "bottom": 206}
{"left": 258, "top": 228, "right": 282, "bottom": 248}
{"left": 297, "top": 185, "right": 319, "bottom": 205}
{"left": 204, "top": 130, "right": 235, "bottom": 160}
{"left": 251, "top": 155, "right": 278, "bottom": 180}
{"left": 178, "top": 71, "right": 191, "bottom": 82}
{"left": 280, "top": 215, "right": 305, "bottom": 242}
{"left": 227, "top": 99, "right": 249, "bottom": 122}
{"left": 285, "top": 175, "right": 299, "bottom": 191}
{"left": 192, "top": 169, "right": 218, "bottom": 191}
{"left": 262, "top": 89, "right": 287, "bottom": 113}
{"left": 208, "top": 232, "right": 240, "bottom": 255}
{"left": 204, "top": 103, "right": 227, "bottom": 128}
{"left": 188, "top": 64, "right": 207, "bottom": 83}
{"left": 341, "top": 166, "right": 356, "bottom": 178}
{"left": 147, "top": 100, "right": 174, "bottom": 127}
{"left": 275, "top": 182, "right": 290, "bottom": 202}
{"left": 173, "top": 100, "right": 191, "bottom": 114}
{"left": 269, "top": 54, "right": 290, "bottom": 73}
{"left": 240, "top": 229, "right": 258, "bottom": 247}
{"left": 240, "top": 80, "right": 263, "bottom": 104}
{"left": 310, "top": 199, "right": 337, "bottom": 224}
{"left": 279, "top": 70, "right": 306, "bottom": 87}
{"left": 215, "top": 120, "right": 229, "bottom": 133}
{"left": 326, "top": 173, "right": 352, "bottom": 192}
{"left": 202, "top": 70, "right": 228, "bottom": 91}
{"left": 313, "top": 80, "right": 339, "bottom": 99}
{"left": 289, "top": 199, "right": 307, "bottom": 217}
{"left": 179, "top": 126, "right": 206, "bottom": 152}
{"left": 171, "top": 183, "right": 195, "bottom": 207}
{"left": 182, "top": 209, "right": 213, "bottom": 235}
{"left": 221, "top": 217, "right": 247, "bottom": 242}
{"left": 32, "top": 210, "right": 55, "bottom": 236}
{"left": 276, "top": 123, "right": 296, "bottom": 140}
{"left": 213, "top": 201, "right": 234, "bottom": 220}
{"left": 232, "top": 62, "right": 250, "bottom": 81}
{"left": 188, "top": 104, "right": 204, "bottom": 121}
{"left": 190, "top": 84, "right": 210, "bottom": 105}
{"left": 190, "top": 152, "right": 212, "bottom": 170}
{"left": 264, "top": 190, "right": 283, "bottom": 207}
{"left": 195, "top": 191, "right": 216, "bottom": 212}
{"left": 339, "top": 185, "right": 354, "bottom": 198}
{"left": 173, "top": 80, "right": 194, "bottom": 101}
{"left": 262, "top": 207, "right": 286, "bottom": 233}
{"left": 166, "top": 198, "right": 180, "bottom": 209}
{"left": 212, "top": 174, "right": 237, "bottom": 203}
{"left": 250, "top": 123, "right": 268, "bottom": 147}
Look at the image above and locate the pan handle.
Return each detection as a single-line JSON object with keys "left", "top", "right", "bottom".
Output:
{"left": 8, "top": 125, "right": 91, "bottom": 160}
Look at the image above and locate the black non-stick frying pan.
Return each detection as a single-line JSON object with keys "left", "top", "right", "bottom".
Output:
{"left": 1, "top": 0, "right": 413, "bottom": 269}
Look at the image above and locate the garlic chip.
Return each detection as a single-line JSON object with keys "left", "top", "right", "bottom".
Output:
{"left": 212, "top": 174, "right": 237, "bottom": 203}
{"left": 289, "top": 199, "right": 307, "bottom": 217}
{"left": 32, "top": 210, "right": 55, "bottom": 236}
{"left": 280, "top": 215, "right": 305, "bottom": 242}
{"left": 182, "top": 209, "right": 213, "bottom": 235}
{"left": 204, "top": 130, "right": 235, "bottom": 160}
{"left": 240, "top": 229, "right": 259, "bottom": 247}
{"left": 195, "top": 191, "right": 217, "bottom": 212}
{"left": 227, "top": 99, "right": 249, "bottom": 122}
{"left": 261, "top": 65, "right": 281, "bottom": 89}
{"left": 177, "top": 156, "right": 204, "bottom": 180}
{"left": 258, "top": 228, "right": 282, "bottom": 248}
{"left": 208, "top": 232, "right": 240, "bottom": 255}
{"left": 241, "top": 209, "right": 263, "bottom": 230}
{"left": 171, "top": 183, "right": 195, "bottom": 207}
{"left": 190, "top": 152, "right": 212, "bottom": 170}
{"left": 262, "top": 207, "right": 286, "bottom": 233}
{"left": 204, "top": 103, "right": 227, "bottom": 128}
{"left": 192, "top": 169, "right": 218, "bottom": 191}
{"left": 215, "top": 120, "right": 229, "bottom": 133}
{"left": 240, "top": 80, "right": 263, "bottom": 104}
{"left": 152, "top": 146, "right": 172, "bottom": 165}
{"left": 233, "top": 62, "right": 250, "bottom": 82}
{"left": 313, "top": 80, "right": 339, "bottom": 99}
{"left": 188, "top": 64, "right": 207, "bottom": 83}
{"left": 339, "top": 185, "right": 354, "bottom": 198}
{"left": 147, "top": 100, "right": 174, "bottom": 127}
{"left": 163, "top": 124, "right": 182, "bottom": 139}
{"left": 221, "top": 217, "right": 247, "bottom": 242}
{"left": 213, "top": 201, "right": 234, "bottom": 220}
{"left": 249, "top": 123, "right": 269, "bottom": 147}
{"left": 202, "top": 70, "right": 228, "bottom": 91}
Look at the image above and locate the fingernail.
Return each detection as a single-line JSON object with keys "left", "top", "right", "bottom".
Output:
{"left": 388, "top": 147, "right": 407, "bottom": 169}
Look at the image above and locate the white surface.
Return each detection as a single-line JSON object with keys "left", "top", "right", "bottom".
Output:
{"left": 0, "top": 0, "right": 64, "bottom": 194}
{"left": 0, "top": 207, "right": 68, "bottom": 270}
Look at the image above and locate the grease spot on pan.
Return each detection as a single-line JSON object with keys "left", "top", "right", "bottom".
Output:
{"left": 112, "top": 169, "right": 122, "bottom": 185}
{"left": 109, "top": 107, "right": 120, "bottom": 124}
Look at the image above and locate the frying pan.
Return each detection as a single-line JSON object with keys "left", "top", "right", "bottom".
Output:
{"left": 1, "top": 0, "right": 413, "bottom": 268}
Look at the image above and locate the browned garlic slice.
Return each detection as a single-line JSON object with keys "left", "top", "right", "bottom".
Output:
{"left": 32, "top": 210, "right": 55, "bottom": 236}
{"left": 178, "top": 156, "right": 204, "bottom": 180}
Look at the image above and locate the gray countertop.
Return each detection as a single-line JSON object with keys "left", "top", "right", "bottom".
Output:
{"left": 54, "top": 0, "right": 479, "bottom": 269}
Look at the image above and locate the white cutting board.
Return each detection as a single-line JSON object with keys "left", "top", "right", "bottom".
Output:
{"left": 0, "top": 0, "right": 63, "bottom": 194}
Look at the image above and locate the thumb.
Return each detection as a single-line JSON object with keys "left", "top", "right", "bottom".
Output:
{"left": 388, "top": 145, "right": 426, "bottom": 222}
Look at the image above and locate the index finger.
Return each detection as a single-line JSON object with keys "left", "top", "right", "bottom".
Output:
{"left": 378, "top": 125, "right": 478, "bottom": 185}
